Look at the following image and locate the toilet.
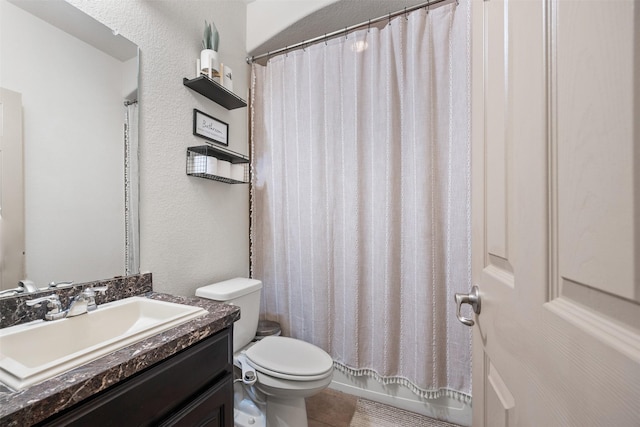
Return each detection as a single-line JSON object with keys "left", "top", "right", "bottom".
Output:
{"left": 196, "top": 278, "right": 334, "bottom": 427}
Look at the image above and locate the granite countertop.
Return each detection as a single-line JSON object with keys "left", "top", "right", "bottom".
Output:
{"left": 0, "top": 292, "right": 240, "bottom": 426}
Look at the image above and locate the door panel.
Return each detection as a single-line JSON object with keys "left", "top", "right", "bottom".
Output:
{"left": 555, "top": 0, "right": 638, "bottom": 303}
{"left": 549, "top": 0, "right": 640, "bottom": 366}
{"left": 471, "top": 0, "right": 640, "bottom": 426}
{"left": 485, "top": 359, "right": 515, "bottom": 427}
{"left": 485, "top": 0, "right": 511, "bottom": 266}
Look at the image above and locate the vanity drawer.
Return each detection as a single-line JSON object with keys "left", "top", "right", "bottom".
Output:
{"left": 39, "top": 327, "right": 233, "bottom": 427}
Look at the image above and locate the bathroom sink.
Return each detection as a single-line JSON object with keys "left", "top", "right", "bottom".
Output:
{"left": 0, "top": 297, "right": 207, "bottom": 391}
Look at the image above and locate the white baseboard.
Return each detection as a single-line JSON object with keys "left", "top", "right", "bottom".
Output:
{"left": 329, "top": 368, "right": 472, "bottom": 427}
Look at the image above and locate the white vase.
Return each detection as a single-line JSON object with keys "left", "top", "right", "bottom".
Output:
{"left": 200, "top": 49, "right": 219, "bottom": 77}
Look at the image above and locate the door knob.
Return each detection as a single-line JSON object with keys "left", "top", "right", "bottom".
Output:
{"left": 454, "top": 285, "right": 481, "bottom": 327}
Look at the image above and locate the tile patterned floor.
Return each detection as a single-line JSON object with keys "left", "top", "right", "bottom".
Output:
{"left": 306, "top": 389, "right": 359, "bottom": 427}
{"left": 306, "top": 389, "right": 464, "bottom": 427}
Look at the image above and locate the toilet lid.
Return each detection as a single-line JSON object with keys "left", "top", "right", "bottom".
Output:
{"left": 245, "top": 336, "right": 333, "bottom": 380}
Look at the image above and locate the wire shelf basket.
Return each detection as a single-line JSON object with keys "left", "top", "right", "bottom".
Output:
{"left": 186, "top": 145, "right": 249, "bottom": 184}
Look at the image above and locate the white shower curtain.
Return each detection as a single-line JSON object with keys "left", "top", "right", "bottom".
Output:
{"left": 251, "top": 2, "right": 471, "bottom": 401}
{"left": 124, "top": 101, "right": 139, "bottom": 276}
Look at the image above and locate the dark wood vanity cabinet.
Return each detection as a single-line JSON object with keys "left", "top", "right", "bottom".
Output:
{"left": 38, "top": 328, "right": 234, "bottom": 427}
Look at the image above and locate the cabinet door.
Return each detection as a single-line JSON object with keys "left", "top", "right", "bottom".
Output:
{"left": 159, "top": 374, "right": 233, "bottom": 427}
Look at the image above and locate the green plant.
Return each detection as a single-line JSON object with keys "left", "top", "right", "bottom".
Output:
{"left": 202, "top": 20, "right": 219, "bottom": 51}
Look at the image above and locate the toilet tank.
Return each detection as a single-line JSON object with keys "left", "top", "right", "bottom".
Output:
{"left": 195, "top": 278, "right": 262, "bottom": 353}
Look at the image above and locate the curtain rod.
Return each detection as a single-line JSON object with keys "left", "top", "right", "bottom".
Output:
{"left": 246, "top": 0, "right": 454, "bottom": 64}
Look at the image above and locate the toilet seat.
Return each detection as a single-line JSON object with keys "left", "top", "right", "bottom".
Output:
{"left": 245, "top": 336, "right": 333, "bottom": 381}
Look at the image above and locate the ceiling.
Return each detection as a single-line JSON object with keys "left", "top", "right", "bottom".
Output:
{"left": 8, "top": 0, "right": 137, "bottom": 61}
{"left": 248, "top": 0, "right": 431, "bottom": 58}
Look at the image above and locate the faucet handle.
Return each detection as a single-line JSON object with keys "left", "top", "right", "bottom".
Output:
{"left": 83, "top": 286, "right": 108, "bottom": 297}
{"left": 82, "top": 286, "right": 108, "bottom": 312}
{"left": 0, "top": 287, "right": 22, "bottom": 296}
{"left": 26, "top": 294, "right": 65, "bottom": 321}
{"left": 48, "top": 281, "right": 74, "bottom": 289}
{"left": 26, "top": 294, "right": 60, "bottom": 307}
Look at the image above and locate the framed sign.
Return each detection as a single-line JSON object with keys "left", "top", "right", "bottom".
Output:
{"left": 193, "top": 109, "right": 229, "bottom": 146}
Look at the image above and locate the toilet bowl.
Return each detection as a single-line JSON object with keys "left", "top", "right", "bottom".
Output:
{"left": 245, "top": 336, "right": 333, "bottom": 397}
{"left": 196, "top": 278, "right": 334, "bottom": 427}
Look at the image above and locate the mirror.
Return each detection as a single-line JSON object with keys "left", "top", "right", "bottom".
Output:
{"left": 0, "top": 0, "right": 139, "bottom": 293}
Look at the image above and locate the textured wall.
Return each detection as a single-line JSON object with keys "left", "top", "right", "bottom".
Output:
{"left": 68, "top": 0, "right": 250, "bottom": 296}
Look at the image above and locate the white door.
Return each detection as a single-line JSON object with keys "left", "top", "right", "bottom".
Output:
{"left": 0, "top": 88, "right": 26, "bottom": 290}
{"left": 466, "top": 0, "right": 640, "bottom": 425}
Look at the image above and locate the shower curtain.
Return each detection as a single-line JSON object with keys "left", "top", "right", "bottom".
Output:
{"left": 124, "top": 101, "right": 139, "bottom": 276}
{"left": 251, "top": 2, "right": 471, "bottom": 401}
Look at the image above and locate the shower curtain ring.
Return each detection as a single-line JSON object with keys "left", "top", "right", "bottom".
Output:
{"left": 368, "top": 19, "right": 371, "bottom": 33}
{"left": 345, "top": 28, "right": 348, "bottom": 39}
{"left": 325, "top": 34, "right": 328, "bottom": 45}
{"left": 388, "top": 12, "right": 391, "bottom": 25}
{"left": 404, "top": 7, "right": 408, "bottom": 20}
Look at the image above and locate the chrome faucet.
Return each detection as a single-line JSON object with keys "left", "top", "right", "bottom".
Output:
{"left": 26, "top": 294, "right": 65, "bottom": 321}
{"left": 67, "top": 286, "right": 108, "bottom": 317}
{"left": 26, "top": 286, "right": 108, "bottom": 321}
{"left": 19, "top": 279, "right": 39, "bottom": 293}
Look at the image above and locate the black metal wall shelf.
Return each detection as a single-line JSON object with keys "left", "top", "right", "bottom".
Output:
{"left": 186, "top": 145, "right": 249, "bottom": 184}
{"left": 183, "top": 76, "right": 247, "bottom": 110}
{"left": 188, "top": 145, "right": 248, "bottom": 164}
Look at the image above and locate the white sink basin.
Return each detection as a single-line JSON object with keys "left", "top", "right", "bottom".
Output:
{"left": 0, "top": 297, "right": 207, "bottom": 390}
